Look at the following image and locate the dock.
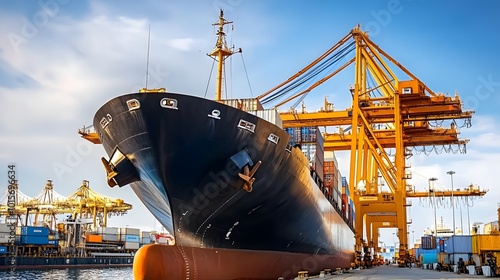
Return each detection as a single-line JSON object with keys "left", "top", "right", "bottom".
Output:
{"left": 293, "top": 265, "right": 488, "bottom": 279}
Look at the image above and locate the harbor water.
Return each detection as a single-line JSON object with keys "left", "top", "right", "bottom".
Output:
{"left": 0, "top": 267, "right": 132, "bottom": 280}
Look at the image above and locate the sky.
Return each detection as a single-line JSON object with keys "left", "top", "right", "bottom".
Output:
{"left": 0, "top": 0, "right": 499, "bottom": 248}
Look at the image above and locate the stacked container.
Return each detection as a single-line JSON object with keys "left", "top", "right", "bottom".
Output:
{"left": 284, "top": 128, "right": 302, "bottom": 144}
{"left": 0, "top": 223, "right": 10, "bottom": 244}
{"left": 247, "top": 109, "right": 283, "bottom": 128}
{"left": 141, "top": 231, "right": 152, "bottom": 244}
{"left": 17, "top": 226, "right": 49, "bottom": 245}
{"left": 299, "top": 128, "right": 324, "bottom": 180}
{"left": 96, "top": 227, "right": 119, "bottom": 242}
{"left": 421, "top": 235, "right": 436, "bottom": 249}
{"left": 323, "top": 161, "right": 335, "bottom": 193}
{"left": 443, "top": 235, "right": 472, "bottom": 264}
{"left": 120, "top": 227, "right": 140, "bottom": 250}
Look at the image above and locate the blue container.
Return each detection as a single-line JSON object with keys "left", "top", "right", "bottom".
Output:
{"left": 421, "top": 253, "right": 438, "bottom": 264}
{"left": 19, "top": 235, "right": 49, "bottom": 245}
{"left": 125, "top": 235, "right": 140, "bottom": 242}
{"left": 21, "top": 226, "right": 49, "bottom": 236}
{"left": 444, "top": 235, "right": 472, "bottom": 253}
{"left": 0, "top": 246, "right": 7, "bottom": 254}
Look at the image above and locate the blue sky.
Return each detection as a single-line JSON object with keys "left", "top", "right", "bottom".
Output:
{"left": 0, "top": 0, "right": 499, "bottom": 247}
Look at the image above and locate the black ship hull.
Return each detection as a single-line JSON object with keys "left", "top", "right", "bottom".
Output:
{"left": 94, "top": 92, "right": 354, "bottom": 278}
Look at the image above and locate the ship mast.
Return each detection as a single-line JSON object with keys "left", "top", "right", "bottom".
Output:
{"left": 209, "top": 10, "right": 239, "bottom": 101}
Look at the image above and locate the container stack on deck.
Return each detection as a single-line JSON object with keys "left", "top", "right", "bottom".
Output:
{"left": 284, "top": 127, "right": 355, "bottom": 232}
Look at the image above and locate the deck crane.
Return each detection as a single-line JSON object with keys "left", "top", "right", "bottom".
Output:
{"left": 258, "top": 25, "right": 481, "bottom": 265}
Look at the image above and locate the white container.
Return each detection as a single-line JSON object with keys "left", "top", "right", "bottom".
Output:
{"left": 221, "top": 98, "right": 263, "bottom": 111}
{"left": 124, "top": 241, "right": 140, "bottom": 250}
{"left": 97, "top": 227, "right": 119, "bottom": 235}
{"left": 0, "top": 236, "right": 10, "bottom": 243}
{"left": 120, "top": 228, "right": 140, "bottom": 236}
{"left": 248, "top": 109, "right": 283, "bottom": 128}
{"left": 467, "top": 265, "right": 476, "bottom": 275}
{"left": 141, "top": 237, "right": 151, "bottom": 244}
{"left": 141, "top": 231, "right": 150, "bottom": 238}
{"left": 0, "top": 223, "right": 13, "bottom": 233}
{"left": 102, "top": 234, "right": 118, "bottom": 242}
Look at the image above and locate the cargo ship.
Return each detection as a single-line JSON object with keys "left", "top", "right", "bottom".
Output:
{"left": 91, "top": 11, "right": 355, "bottom": 279}
{"left": 0, "top": 221, "right": 171, "bottom": 270}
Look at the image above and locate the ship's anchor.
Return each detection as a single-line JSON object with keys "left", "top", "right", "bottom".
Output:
{"left": 101, "top": 157, "right": 118, "bottom": 188}
{"left": 238, "top": 161, "right": 261, "bottom": 192}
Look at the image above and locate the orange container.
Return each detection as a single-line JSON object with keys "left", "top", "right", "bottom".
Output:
{"left": 86, "top": 234, "right": 103, "bottom": 243}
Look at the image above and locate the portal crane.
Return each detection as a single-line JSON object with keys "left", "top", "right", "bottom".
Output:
{"left": 258, "top": 25, "right": 475, "bottom": 264}
{"left": 0, "top": 180, "right": 132, "bottom": 228}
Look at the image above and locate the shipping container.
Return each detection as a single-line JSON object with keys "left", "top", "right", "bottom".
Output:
{"left": 120, "top": 234, "right": 140, "bottom": 242}
{"left": 323, "top": 174, "right": 334, "bottom": 188}
{"left": 472, "top": 234, "right": 500, "bottom": 253}
{"left": 421, "top": 235, "right": 436, "bottom": 249}
{"left": 334, "top": 188, "right": 342, "bottom": 211}
{"left": 141, "top": 237, "right": 152, "bottom": 244}
{"left": 220, "top": 98, "right": 263, "bottom": 111}
{"left": 86, "top": 234, "right": 103, "bottom": 243}
{"left": 96, "top": 227, "right": 119, "bottom": 235}
{"left": 0, "top": 246, "right": 6, "bottom": 254}
{"left": 444, "top": 235, "right": 472, "bottom": 253}
{"left": 141, "top": 231, "right": 151, "bottom": 238}
{"left": 323, "top": 161, "right": 336, "bottom": 175}
{"left": 315, "top": 129, "right": 324, "bottom": 181}
{"left": 0, "top": 223, "right": 12, "bottom": 233}
{"left": 18, "top": 235, "right": 49, "bottom": 245}
{"left": 102, "top": 234, "right": 118, "bottom": 242}
{"left": 120, "top": 228, "right": 140, "bottom": 236}
{"left": 0, "top": 236, "right": 10, "bottom": 243}
{"left": 285, "top": 128, "right": 302, "bottom": 143}
{"left": 47, "top": 240, "right": 58, "bottom": 246}
{"left": 20, "top": 226, "right": 49, "bottom": 237}
{"left": 341, "top": 194, "right": 348, "bottom": 218}
{"left": 419, "top": 249, "right": 438, "bottom": 264}
{"left": 124, "top": 241, "right": 140, "bottom": 250}
{"left": 248, "top": 109, "right": 283, "bottom": 128}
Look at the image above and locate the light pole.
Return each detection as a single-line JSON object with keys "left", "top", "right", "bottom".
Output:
{"left": 447, "top": 171, "right": 455, "bottom": 235}
{"left": 429, "top": 177, "right": 438, "bottom": 238}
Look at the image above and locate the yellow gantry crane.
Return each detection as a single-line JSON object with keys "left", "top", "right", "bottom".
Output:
{"left": 258, "top": 26, "right": 485, "bottom": 263}
{"left": 0, "top": 180, "right": 132, "bottom": 228}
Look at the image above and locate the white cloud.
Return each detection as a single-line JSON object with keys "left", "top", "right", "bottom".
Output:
{"left": 167, "top": 38, "right": 195, "bottom": 51}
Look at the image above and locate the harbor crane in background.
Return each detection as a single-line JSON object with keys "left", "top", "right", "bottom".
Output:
{"left": 258, "top": 25, "right": 485, "bottom": 265}
{"left": 0, "top": 180, "right": 132, "bottom": 228}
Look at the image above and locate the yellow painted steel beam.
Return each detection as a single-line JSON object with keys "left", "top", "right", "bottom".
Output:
{"left": 406, "top": 185, "right": 487, "bottom": 198}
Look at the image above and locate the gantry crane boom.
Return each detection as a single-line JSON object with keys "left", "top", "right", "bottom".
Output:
{"left": 259, "top": 25, "right": 476, "bottom": 263}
